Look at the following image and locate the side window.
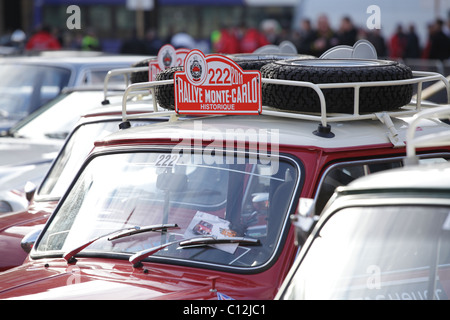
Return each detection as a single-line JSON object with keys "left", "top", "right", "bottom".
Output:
{"left": 39, "top": 69, "right": 70, "bottom": 106}
{"left": 315, "top": 155, "right": 450, "bottom": 214}
{"left": 82, "top": 70, "right": 124, "bottom": 85}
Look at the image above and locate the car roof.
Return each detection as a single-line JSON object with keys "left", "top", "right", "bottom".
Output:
{"left": 94, "top": 61, "right": 450, "bottom": 150}
{"left": 94, "top": 111, "right": 450, "bottom": 150}
{"left": 78, "top": 98, "right": 163, "bottom": 123}
{"left": 339, "top": 161, "right": 450, "bottom": 192}
{"left": 0, "top": 54, "right": 151, "bottom": 69}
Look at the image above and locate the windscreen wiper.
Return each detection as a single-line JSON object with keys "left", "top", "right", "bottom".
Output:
{"left": 129, "top": 236, "right": 260, "bottom": 268}
{"left": 63, "top": 223, "right": 179, "bottom": 264}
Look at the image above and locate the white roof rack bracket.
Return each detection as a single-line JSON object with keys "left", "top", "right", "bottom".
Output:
{"left": 119, "top": 79, "right": 176, "bottom": 129}
{"left": 404, "top": 104, "right": 450, "bottom": 165}
{"left": 375, "top": 112, "right": 404, "bottom": 148}
{"left": 102, "top": 66, "right": 149, "bottom": 105}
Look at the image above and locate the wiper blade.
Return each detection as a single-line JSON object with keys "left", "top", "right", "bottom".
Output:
{"left": 63, "top": 223, "right": 179, "bottom": 263}
{"left": 179, "top": 236, "right": 260, "bottom": 247}
{"left": 108, "top": 223, "right": 178, "bottom": 241}
{"left": 129, "top": 236, "right": 260, "bottom": 267}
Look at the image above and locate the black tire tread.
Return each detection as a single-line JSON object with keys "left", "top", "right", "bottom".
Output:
{"left": 260, "top": 60, "right": 413, "bottom": 113}
{"left": 130, "top": 58, "right": 154, "bottom": 83}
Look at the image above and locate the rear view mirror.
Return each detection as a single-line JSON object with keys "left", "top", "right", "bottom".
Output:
{"left": 24, "top": 181, "right": 37, "bottom": 202}
{"left": 21, "top": 225, "right": 44, "bottom": 254}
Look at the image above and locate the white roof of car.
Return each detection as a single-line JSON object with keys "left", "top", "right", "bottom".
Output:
{"left": 97, "top": 110, "right": 450, "bottom": 150}
{"left": 341, "top": 161, "right": 450, "bottom": 191}
{"left": 97, "top": 59, "right": 450, "bottom": 150}
{"left": 0, "top": 53, "right": 151, "bottom": 67}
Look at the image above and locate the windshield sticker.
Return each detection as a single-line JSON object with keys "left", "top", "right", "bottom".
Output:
{"left": 174, "top": 49, "right": 262, "bottom": 115}
{"left": 149, "top": 44, "right": 189, "bottom": 81}
{"left": 154, "top": 154, "right": 181, "bottom": 168}
{"left": 184, "top": 211, "right": 239, "bottom": 253}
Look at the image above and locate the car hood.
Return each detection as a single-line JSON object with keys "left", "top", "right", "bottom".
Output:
{"left": 0, "top": 201, "right": 57, "bottom": 272}
{"left": 0, "top": 258, "right": 270, "bottom": 300}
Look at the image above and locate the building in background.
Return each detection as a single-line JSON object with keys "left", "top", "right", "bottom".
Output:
{"left": 0, "top": 0, "right": 297, "bottom": 53}
{"left": 1, "top": 0, "right": 448, "bottom": 55}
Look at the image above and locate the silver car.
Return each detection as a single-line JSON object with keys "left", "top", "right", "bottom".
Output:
{"left": 277, "top": 106, "right": 450, "bottom": 300}
{"left": 0, "top": 53, "right": 150, "bottom": 131}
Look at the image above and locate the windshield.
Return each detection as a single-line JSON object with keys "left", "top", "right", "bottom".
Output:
{"left": 9, "top": 91, "right": 108, "bottom": 140}
{"left": 35, "top": 151, "right": 299, "bottom": 270}
{"left": 0, "top": 64, "right": 71, "bottom": 129}
{"left": 38, "top": 120, "right": 160, "bottom": 199}
{"left": 281, "top": 205, "right": 450, "bottom": 300}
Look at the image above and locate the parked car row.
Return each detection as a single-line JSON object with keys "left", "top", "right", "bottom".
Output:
{"left": 0, "top": 53, "right": 151, "bottom": 213}
{"left": 0, "top": 41, "right": 449, "bottom": 300}
{"left": 0, "top": 52, "right": 150, "bottom": 132}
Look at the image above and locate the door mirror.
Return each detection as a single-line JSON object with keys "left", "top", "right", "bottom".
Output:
{"left": 21, "top": 226, "right": 44, "bottom": 254}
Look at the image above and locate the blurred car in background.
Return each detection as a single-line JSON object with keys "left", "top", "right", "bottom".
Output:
{"left": 0, "top": 99, "right": 168, "bottom": 271}
{"left": 0, "top": 60, "right": 153, "bottom": 215}
{"left": 0, "top": 53, "right": 150, "bottom": 132}
{"left": 0, "top": 190, "right": 28, "bottom": 214}
{"left": 0, "top": 89, "right": 121, "bottom": 186}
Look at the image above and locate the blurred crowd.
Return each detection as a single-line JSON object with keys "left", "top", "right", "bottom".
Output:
{"left": 2, "top": 13, "right": 450, "bottom": 61}
{"left": 210, "top": 15, "right": 450, "bottom": 61}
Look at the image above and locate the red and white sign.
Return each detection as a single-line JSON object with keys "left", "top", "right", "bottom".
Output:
{"left": 149, "top": 44, "right": 189, "bottom": 81}
{"left": 174, "top": 50, "right": 262, "bottom": 115}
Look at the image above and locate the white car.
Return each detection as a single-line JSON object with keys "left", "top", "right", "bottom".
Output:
{"left": 0, "top": 63, "right": 153, "bottom": 212}
{"left": 0, "top": 53, "right": 150, "bottom": 132}
{"left": 277, "top": 106, "right": 450, "bottom": 300}
{"left": 0, "top": 190, "right": 28, "bottom": 214}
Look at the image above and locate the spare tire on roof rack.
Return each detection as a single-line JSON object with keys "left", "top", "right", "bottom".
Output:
{"left": 154, "top": 53, "right": 315, "bottom": 110}
{"left": 130, "top": 58, "right": 154, "bottom": 83}
{"left": 260, "top": 59, "right": 413, "bottom": 114}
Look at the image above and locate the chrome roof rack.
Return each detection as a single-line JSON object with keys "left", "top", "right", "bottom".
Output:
{"left": 404, "top": 104, "right": 450, "bottom": 166}
{"left": 121, "top": 79, "right": 176, "bottom": 120}
{"left": 260, "top": 71, "right": 449, "bottom": 126}
{"left": 120, "top": 69, "right": 450, "bottom": 142}
{"left": 101, "top": 66, "right": 150, "bottom": 105}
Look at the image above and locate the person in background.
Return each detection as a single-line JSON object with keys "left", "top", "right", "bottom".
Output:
{"left": 366, "top": 29, "right": 387, "bottom": 57}
{"left": 389, "top": 24, "right": 407, "bottom": 59}
{"left": 404, "top": 24, "right": 421, "bottom": 59}
{"left": 310, "top": 14, "right": 338, "bottom": 56}
{"left": 337, "top": 16, "right": 358, "bottom": 46}
{"left": 239, "top": 23, "right": 269, "bottom": 53}
{"left": 171, "top": 32, "right": 196, "bottom": 49}
{"left": 25, "top": 24, "right": 61, "bottom": 51}
{"left": 294, "top": 19, "right": 316, "bottom": 55}
{"left": 81, "top": 28, "right": 101, "bottom": 51}
{"left": 260, "top": 19, "right": 281, "bottom": 45}
{"left": 428, "top": 19, "right": 450, "bottom": 60}
{"left": 212, "top": 24, "right": 239, "bottom": 54}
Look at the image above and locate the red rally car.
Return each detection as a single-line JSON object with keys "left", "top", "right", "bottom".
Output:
{"left": 0, "top": 50, "right": 449, "bottom": 300}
